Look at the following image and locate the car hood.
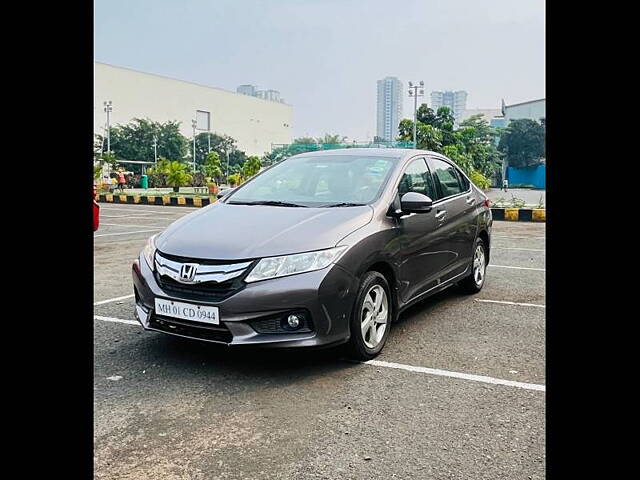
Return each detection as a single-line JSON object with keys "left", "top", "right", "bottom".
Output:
{"left": 156, "top": 202, "right": 374, "bottom": 260}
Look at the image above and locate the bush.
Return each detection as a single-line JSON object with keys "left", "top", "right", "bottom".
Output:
{"left": 148, "top": 172, "right": 168, "bottom": 188}
{"left": 191, "top": 172, "right": 206, "bottom": 187}
{"left": 228, "top": 173, "right": 243, "bottom": 187}
{"left": 165, "top": 161, "right": 192, "bottom": 188}
{"left": 469, "top": 170, "right": 491, "bottom": 190}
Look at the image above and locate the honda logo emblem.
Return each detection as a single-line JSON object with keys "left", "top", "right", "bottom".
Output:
{"left": 179, "top": 263, "right": 199, "bottom": 283}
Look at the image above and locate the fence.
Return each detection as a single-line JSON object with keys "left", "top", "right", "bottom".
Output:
{"left": 506, "top": 164, "right": 545, "bottom": 189}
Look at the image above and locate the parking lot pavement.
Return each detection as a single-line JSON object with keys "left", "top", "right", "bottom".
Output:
{"left": 94, "top": 205, "right": 546, "bottom": 479}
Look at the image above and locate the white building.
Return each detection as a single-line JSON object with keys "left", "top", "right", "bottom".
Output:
{"left": 502, "top": 98, "right": 546, "bottom": 123}
{"left": 430, "top": 90, "right": 468, "bottom": 120}
{"left": 94, "top": 62, "right": 293, "bottom": 157}
{"left": 376, "top": 77, "right": 403, "bottom": 142}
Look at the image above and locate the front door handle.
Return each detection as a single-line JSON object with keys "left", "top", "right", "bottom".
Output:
{"left": 465, "top": 196, "right": 475, "bottom": 205}
{"left": 435, "top": 210, "right": 447, "bottom": 221}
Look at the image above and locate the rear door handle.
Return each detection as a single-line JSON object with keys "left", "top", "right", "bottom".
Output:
{"left": 465, "top": 197, "right": 475, "bottom": 205}
{"left": 435, "top": 210, "right": 447, "bottom": 221}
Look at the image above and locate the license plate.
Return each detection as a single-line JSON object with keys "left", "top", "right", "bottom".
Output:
{"left": 154, "top": 298, "right": 219, "bottom": 325}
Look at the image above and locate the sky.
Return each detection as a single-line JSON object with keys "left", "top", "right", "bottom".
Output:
{"left": 94, "top": 0, "right": 545, "bottom": 141}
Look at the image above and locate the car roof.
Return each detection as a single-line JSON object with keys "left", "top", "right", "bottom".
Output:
{"left": 289, "top": 148, "right": 440, "bottom": 161}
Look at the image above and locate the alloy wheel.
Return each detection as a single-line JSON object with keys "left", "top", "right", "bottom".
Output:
{"left": 360, "top": 285, "right": 389, "bottom": 349}
{"left": 473, "top": 244, "right": 486, "bottom": 286}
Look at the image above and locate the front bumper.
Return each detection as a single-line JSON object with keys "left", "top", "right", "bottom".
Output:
{"left": 132, "top": 255, "right": 359, "bottom": 348}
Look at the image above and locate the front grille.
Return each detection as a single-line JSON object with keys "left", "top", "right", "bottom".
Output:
{"left": 149, "top": 314, "right": 233, "bottom": 343}
{"left": 155, "top": 272, "right": 243, "bottom": 301}
{"left": 154, "top": 251, "right": 255, "bottom": 301}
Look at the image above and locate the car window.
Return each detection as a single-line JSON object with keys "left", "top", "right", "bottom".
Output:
{"left": 398, "top": 158, "right": 436, "bottom": 199}
{"left": 227, "top": 155, "right": 397, "bottom": 207}
{"left": 455, "top": 168, "right": 470, "bottom": 191}
{"left": 431, "top": 158, "right": 465, "bottom": 199}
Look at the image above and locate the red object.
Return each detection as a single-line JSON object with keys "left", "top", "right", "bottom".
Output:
{"left": 117, "top": 172, "right": 126, "bottom": 184}
{"left": 93, "top": 200, "right": 100, "bottom": 231}
{"left": 483, "top": 198, "right": 491, "bottom": 208}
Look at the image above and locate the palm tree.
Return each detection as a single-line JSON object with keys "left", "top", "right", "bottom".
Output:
{"left": 317, "top": 133, "right": 347, "bottom": 144}
{"left": 165, "top": 161, "right": 192, "bottom": 192}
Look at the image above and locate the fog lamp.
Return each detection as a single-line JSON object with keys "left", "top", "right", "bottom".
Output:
{"left": 287, "top": 314, "right": 301, "bottom": 329}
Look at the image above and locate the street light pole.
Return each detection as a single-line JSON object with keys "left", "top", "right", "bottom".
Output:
{"left": 191, "top": 119, "right": 197, "bottom": 173}
{"left": 152, "top": 135, "right": 158, "bottom": 165}
{"left": 407, "top": 81, "right": 424, "bottom": 148}
{"left": 103, "top": 100, "right": 113, "bottom": 154}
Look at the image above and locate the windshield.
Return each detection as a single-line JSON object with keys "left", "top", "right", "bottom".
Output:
{"left": 226, "top": 155, "right": 397, "bottom": 207}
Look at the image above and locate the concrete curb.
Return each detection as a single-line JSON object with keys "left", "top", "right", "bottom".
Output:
{"left": 491, "top": 207, "right": 545, "bottom": 222}
{"left": 97, "top": 196, "right": 544, "bottom": 221}
{"left": 98, "top": 194, "right": 213, "bottom": 208}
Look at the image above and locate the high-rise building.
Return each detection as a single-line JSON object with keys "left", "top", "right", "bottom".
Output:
{"left": 376, "top": 77, "right": 403, "bottom": 142}
{"left": 430, "top": 90, "right": 468, "bottom": 120}
{"left": 236, "top": 84, "right": 257, "bottom": 96}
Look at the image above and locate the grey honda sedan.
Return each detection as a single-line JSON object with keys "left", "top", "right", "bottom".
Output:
{"left": 132, "top": 148, "right": 492, "bottom": 359}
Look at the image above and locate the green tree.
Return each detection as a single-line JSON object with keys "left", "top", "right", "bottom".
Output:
{"left": 397, "top": 119, "right": 443, "bottom": 151}
{"left": 261, "top": 146, "right": 290, "bottom": 167}
{"left": 498, "top": 119, "right": 545, "bottom": 168}
{"left": 202, "top": 151, "right": 223, "bottom": 183}
{"left": 242, "top": 156, "right": 261, "bottom": 179}
{"left": 316, "top": 133, "right": 347, "bottom": 144}
{"left": 108, "top": 118, "right": 189, "bottom": 172}
{"left": 397, "top": 104, "right": 500, "bottom": 187}
{"left": 194, "top": 133, "right": 240, "bottom": 168}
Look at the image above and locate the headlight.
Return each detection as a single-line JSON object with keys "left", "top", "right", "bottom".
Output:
{"left": 245, "top": 246, "right": 348, "bottom": 283}
{"left": 142, "top": 234, "right": 158, "bottom": 270}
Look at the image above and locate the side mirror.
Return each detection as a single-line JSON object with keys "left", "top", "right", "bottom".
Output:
{"left": 400, "top": 192, "right": 433, "bottom": 213}
{"left": 217, "top": 187, "right": 236, "bottom": 199}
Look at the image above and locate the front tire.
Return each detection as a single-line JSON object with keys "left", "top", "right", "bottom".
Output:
{"left": 345, "top": 271, "right": 392, "bottom": 360}
{"left": 458, "top": 237, "right": 487, "bottom": 294}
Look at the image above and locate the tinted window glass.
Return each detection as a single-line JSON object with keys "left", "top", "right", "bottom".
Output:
{"left": 431, "top": 158, "right": 464, "bottom": 198}
{"left": 398, "top": 158, "right": 436, "bottom": 199}
{"left": 455, "top": 169, "right": 470, "bottom": 191}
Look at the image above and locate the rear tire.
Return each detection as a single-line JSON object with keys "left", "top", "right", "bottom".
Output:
{"left": 344, "top": 271, "right": 392, "bottom": 360}
{"left": 458, "top": 237, "right": 487, "bottom": 294}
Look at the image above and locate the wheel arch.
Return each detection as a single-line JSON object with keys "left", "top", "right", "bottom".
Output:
{"left": 363, "top": 260, "right": 399, "bottom": 321}
{"left": 478, "top": 229, "right": 490, "bottom": 263}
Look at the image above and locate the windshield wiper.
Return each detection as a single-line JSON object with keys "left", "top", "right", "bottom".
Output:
{"left": 228, "top": 200, "right": 308, "bottom": 207}
{"left": 318, "top": 202, "right": 366, "bottom": 207}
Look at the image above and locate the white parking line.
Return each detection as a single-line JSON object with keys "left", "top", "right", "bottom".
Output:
{"left": 94, "top": 315, "right": 140, "bottom": 326}
{"left": 492, "top": 235, "right": 545, "bottom": 240}
{"left": 475, "top": 299, "right": 545, "bottom": 308}
{"left": 94, "top": 294, "right": 135, "bottom": 306}
{"left": 493, "top": 247, "right": 545, "bottom": 252}
{"left": 363, "top": 359, "right": 545, "bottom": 392}
{"left": 91, "top": 314, "right": 545, "bottom": 391}
{"left": 101, "top": 223, "right": 169, "bottom": 228}
{"left": 489, "top": 264, "right": 545, "bottom": 271}
{"left": 101, "top": 214, "right": 155, "bottom": 218}
{"left": 94, "top": 229, "right": 162, "bottom": 238}
{"left": 100, "top": 207, "right": 198, "bottom": 214}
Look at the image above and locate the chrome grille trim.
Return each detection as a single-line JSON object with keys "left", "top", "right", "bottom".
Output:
{"left": 155, "top": 252, "right": 253, "bottom": 284}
